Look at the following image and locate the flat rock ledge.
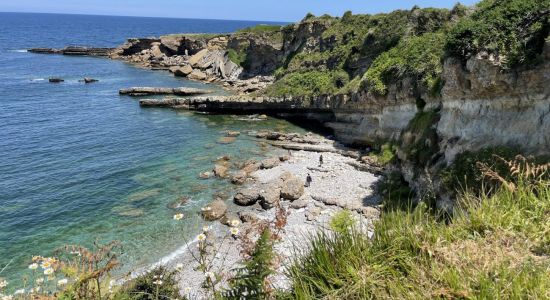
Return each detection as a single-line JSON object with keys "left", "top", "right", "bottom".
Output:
{"left": 119, "top": 87, "right": 212, "bottom": 97}
{"left": 28, "top": 46, "right": 113, "bottom": 56}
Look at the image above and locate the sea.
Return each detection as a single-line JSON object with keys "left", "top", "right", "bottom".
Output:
{"left": 0, "top": 12, "right": 295, "bottom": 284}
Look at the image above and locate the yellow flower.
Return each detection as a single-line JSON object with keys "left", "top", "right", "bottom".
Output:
{"left": 230, "top": 219, "right": 240, "bottom": 227}
{"left": 43, "top": 268, "right": 54, "bottom": 276}
{"left": 173, "top": 213, "right": 184, "bottom": 220}
{"left": 28, "top": 263, "right": 38, "bottom": 270}
{"left": 230, "top": 227, "right": 239, "bottom": 236}
{"left": 197, "top": 233, "right": 206, "bottom": 241}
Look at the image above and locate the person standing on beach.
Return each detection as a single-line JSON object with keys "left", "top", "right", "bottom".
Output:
{"left": 319, "top": 154, "right": 324, "bottom": 166}
{"left": 305, "top": 173, "right": 312, "bottom": 187}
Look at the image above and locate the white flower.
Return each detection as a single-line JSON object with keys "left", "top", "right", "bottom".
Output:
{"left": 202, "top": 225, "right": 210, "bottom": 232}
{"left": 230, "top": 227, "right": 239, "bottom": 236}
{"left": 197, "top": 233, "right": 206, "bottom": 241}
{"left": 173, "top": 213, "right": 184, "bottom": 220}
{"left": 14, "top": 289, "right": 25, "bottom": 295}
{"left": 57, "top": 279, "right": 68, "bottom": 286}
{"left": 230, "top": 219, "right": 240, "bottom": 227}
{"left": 201, "top": 206, "right": 211, "bottom": 212}
{"left": 0, "top": 280, "right": 7, "bottom": 289}
{"left": 40, "top": 261, "right": 51, "bottom": 269}
{"left": 204, "top": 271, "right": 215, "bottom": 280}
{"left": 175, "top": 263, "right": 184, "bottom": 270}
{"left": 184, "top": 287, "right": 192, "bottom": 294}
{"left": 152, "top": 280, "right": 163, "bottom": 286}
{"left": 43, "top": 268, "right": 54, "bottom": 275}
{"left": 35, "top": 278, "right": 44, "bottom": 285}
{"left": 28, "top": 263, "right": 38, "bottom": 270}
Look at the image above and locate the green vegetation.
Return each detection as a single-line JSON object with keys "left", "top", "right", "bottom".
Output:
{"left": 224, "top": 229, "right": 275, "bottom": 299}
{"left": 261, "top": 0, "right": 548, "bottom": 98}
{"left": 401, "top": 108, "right": 441, "bottom": 166}
{"left": 378, "top": 171, "right": 415, "bottom": 211}
{"left": 236, "top": 24, "right": 283, "bottom": 34}
{"left": 446, "top": 0, "right": 550, "bottom": 68}
{"left": 227, "top": 48, "right": 247, "bottom": 67}
{"left": 113, "top": 267, "right": 180, "bottom": 300}
{"left": 369, "top": 143, "right": 397, "bottom": 165}
{"left": 264, "top": 70, "right": 349, "bottom": 97}
{"left": 287, "top": 159, "right": 550, "bottom": 299}
{"left": 364, "top": 32, "right": 446, "bottom": 95}
{"left": 329, "top": 210, "right": 356, "bottom": 234}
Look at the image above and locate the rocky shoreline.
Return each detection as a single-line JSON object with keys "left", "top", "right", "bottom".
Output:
{"left": 157, "top": 131, "right": 380, "bottom": 298}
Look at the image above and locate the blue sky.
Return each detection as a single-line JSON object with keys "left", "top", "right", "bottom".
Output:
{"left": 0, "top": 0, "right": 479, "bottom": 22}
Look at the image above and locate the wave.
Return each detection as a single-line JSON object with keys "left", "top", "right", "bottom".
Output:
{"left": 30, "top": 78, "right": 45, "bottom": 81}
{"left": 9, "top": 49, "right": 28, "bottom": 53}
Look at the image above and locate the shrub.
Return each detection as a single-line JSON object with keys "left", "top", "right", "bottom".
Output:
{"left": 446, "top": 0, "right": 550, "bottom": 67}
{"left": 224, "top": 228, "right": 275, "bottom": 299}
{"left": 400, "top": 108, "right": 441, "bottom": 166}
{"left": 378, "top": 171, "right": 415, "bottom": 211}
{"left": 264, "top": 70, "right": 349, "bottom": 97}
{"left": 236, "top": 24, "right": 282, "bottom": 34}
{"left": 227, "top": 48, "right": 247, "bottom": 67}
{"left": 364, "top": 32, "right": 446, "bottom": 95}
{"left": 115, "top": 267, "right": 179, "bottom": 300}
{"left": 329, "top": 210, "right": 356, "bottom": 233}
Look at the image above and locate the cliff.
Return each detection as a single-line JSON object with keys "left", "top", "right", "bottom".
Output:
{"left": 110, "top": 0, "right": 549, "bottom": 206}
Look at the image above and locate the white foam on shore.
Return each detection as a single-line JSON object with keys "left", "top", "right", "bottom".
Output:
{"left": 31, "top": 78, "right": 45, "bottom": 81}
{"left": 9, "top": 49, "right": 28, "bottom": 53}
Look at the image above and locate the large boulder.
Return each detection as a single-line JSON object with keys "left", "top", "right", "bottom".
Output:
{"left": 234, "top": 188, "right": 260, "bottom": 206}
{"left": 261, "top": 157, "right": 280, "bottom": 169}
{"left": 188, "top": 69, "right": 207, "bottom": 81}
{"left": 189, "top": 49, "right": 209, "bottom": 67}
{"left": 241, "top": 160, "right": 260, "bottom": 174}
{"left": 231, "top": 170, "right": 248, "bottom": 185}
{"left": 201, "top": 200, "right": 227, "bottom": 221}
{"left": 213, "top": 164, "right": 229, "bottom": 178}
{"left": 172, "top": 65, "right": 194, "bottom": 77}
{"left": 279, "top": 172, "right": 304, "bottom": 201}
{"left": 259, "top": 184, "right": 281, "bottom": 210}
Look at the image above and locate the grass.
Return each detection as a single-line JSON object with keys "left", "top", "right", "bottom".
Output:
{"left": 236, "top": 24, "right": 283, "bottom": 34}
{"left": 286, "top": 176, "right": 550, "bottom": 299}
{"left": 227, "top": 48, "right": 247, "bottom": 67}
{"left": 264, "top": 70, "right": 349, "bottom": 97}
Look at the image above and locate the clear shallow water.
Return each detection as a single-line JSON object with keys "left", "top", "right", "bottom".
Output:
{"left": 0, "top": 12, "right": 294, "bottom": 282}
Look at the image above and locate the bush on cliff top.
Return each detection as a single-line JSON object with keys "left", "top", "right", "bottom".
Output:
{"left": 364, "top": 32, "right": 446, "bottom": 95}
{"left": 286, "top": 167, "right": 550, "bottom": 299}
{"left": 264, "top": 70, "right": 349, "bottom": 97}
{"left": 446, "top": 0, "right": 549, "bottom": 68}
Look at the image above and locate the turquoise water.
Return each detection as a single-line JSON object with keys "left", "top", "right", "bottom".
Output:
{"left": 0, "top": 13, "right": 296, "bottom": 283}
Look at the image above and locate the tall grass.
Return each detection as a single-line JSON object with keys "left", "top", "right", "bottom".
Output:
{"left": 286, "top": 163, "right": 550, "bottom": 299}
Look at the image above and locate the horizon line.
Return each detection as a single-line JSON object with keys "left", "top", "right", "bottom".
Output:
{"left": 0, "top": 10, "right": 291, "bottom": 24}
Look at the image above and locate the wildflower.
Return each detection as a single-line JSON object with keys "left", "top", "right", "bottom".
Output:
{"left": 184, "top": 287, "right": 192, "bottom": 294}
{"left": 0, "top": 280, "right": 7, "bottom": 289}
{"left": 175, "top": 263, "right": 184, "bottom": 270}
{"left": 31, "top": 287, "right": 41, "bottom": 293}
{"left": 230, "top": 219, "right": 240, "bottom": 227}
{"left": 28, "top": 263, "right": 38, "bottom": 270}
{"left": 201, "top": 206, "right": 211, "bottom": 212}
{"left": 173, "top": 213, "right": 184, "bottom": 220}
{"left": 202, "top": 225, "right": 210, "bottom": 232}
{"left": 31, "top": 256, "right": 42, "bottom": 262}
{"left": 204, "top": 271, "right": 215, "bottom": 281}
{"left": 153, "top": 275, "right": 158, "bottom": 279}
{"left": 14, "top": 289, "right": 25, "bottom": 295}
{"left": 197, "top": 233, "right": 206, "bottom": 242}
{"left": 40, "top": 261, "right": 51, "bottom": 269}
{"left": 152, "top": 280, "right": 163, "bottom": 286}
{"left": 35, "top": 278, "right": 44, "bottom": 285}
{"left": 230, "top": 227, "right": 239, "bottom": 236}
{"left": 57, "top": 279, "right": 68, "bottom": 286}
{"left": 43, "top": 268, "right": 54, "bottom": 276}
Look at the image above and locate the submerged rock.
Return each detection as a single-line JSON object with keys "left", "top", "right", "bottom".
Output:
{"left": 217, "top": 136, "right": 236, "bottom": 144}
{"left": 201, "top": 200, "right": 227, "bottom": 221}
{"left": 48, "top": 78, "right": 64, "bottom": 83}
{"left": 213, "top": 164, "right": 229, "bottom": 178}
{"left": 167, "top": 196, "right": 190, "bottom": 209}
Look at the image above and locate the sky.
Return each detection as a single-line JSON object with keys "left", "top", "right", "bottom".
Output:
{"left": 0, "top": 0, "right": 480, "bottom": 22}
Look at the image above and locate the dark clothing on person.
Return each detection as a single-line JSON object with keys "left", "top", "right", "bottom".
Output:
{"left": 319, "top": 155, "right": 324, "bottom": 166}
{"left": 305, "top": 174, "right": 312, "bottom": 187}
